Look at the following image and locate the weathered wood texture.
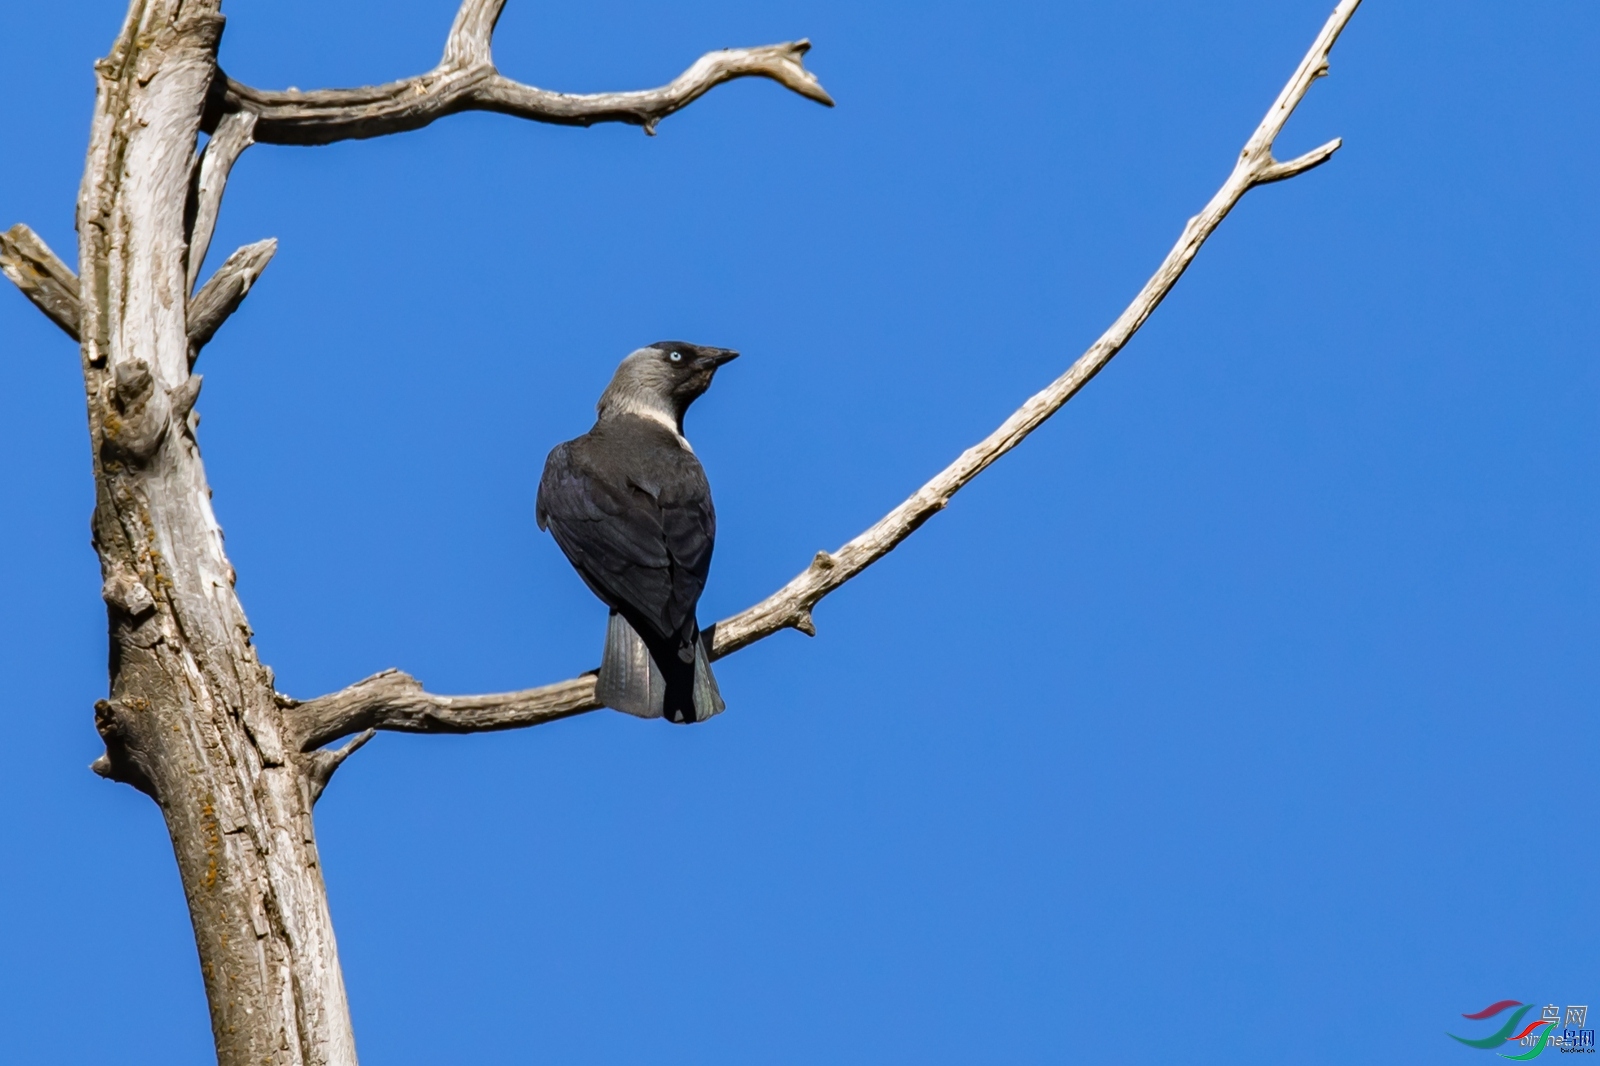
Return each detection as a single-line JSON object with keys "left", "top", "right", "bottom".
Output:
{"left": 188, "top": 109, "right": 256, "bottom": 293}
{"left": 291, "top": 0, "right": 1366, "bottom": 751}
{"left": 0, "top": 0, "right": 1363, "bottom": 1063}
{"left": 73, "top": 4, "right": 357, "bottom": 1064}
{"left": 188, "top": 237, "right": 276, "bottom": 352}
{"left": 217, "top": 0, "right": 831, "bottom": 144}
{"left": 0, "top": 224, "right": 81, "bottom": 340}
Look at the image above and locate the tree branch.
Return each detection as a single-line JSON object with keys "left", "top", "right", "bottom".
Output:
{"left": 287, "top": 670, "right": 599, "bottom": 753}
{"left": 188, "top": 109, "right": 256, "bottom": 293}
{"left": 0, "top": 223, "right": 81, "bottom": 341}
{"left": 218, "top": 0, "right": 832, "bottom": 146}
{"left": 286, "top": 0, "right": 1363, "bottom": 751}
{"left": 188, "top": 238, "right": 276, "bottom": 354}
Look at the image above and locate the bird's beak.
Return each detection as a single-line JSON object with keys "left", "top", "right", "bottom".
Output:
{"left": 702, "top": 347, "right": 740, "bottom": 367}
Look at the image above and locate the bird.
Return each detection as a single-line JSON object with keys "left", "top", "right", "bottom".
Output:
{"left": 537, "top": 341, "right": 740, "bottom": 724}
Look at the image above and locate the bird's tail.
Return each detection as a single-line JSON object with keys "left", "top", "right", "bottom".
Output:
{"left": 596, "top": 611, "right": 724, "bottom": 724}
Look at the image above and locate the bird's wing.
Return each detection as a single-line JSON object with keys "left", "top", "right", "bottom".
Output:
{"left": 655, "top": 467, "right": 716, "bottom": 638}
{"left": 538, "top": 435, "right": 714, "bottom": 642}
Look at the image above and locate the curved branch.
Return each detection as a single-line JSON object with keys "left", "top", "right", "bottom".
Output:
{"left": 187, "top": 109, "right": 256, "bottom": 293}
{"left": 287, "top": 0, "right": 1363, "bottom": 751}
{"left": 288, "top": 670, "right": 598, "bottom": 752}
{"left": 443, "top": 0, "right": 503, "bottom": 69}
{"left": 220, "top": 0, "right": 832, "bottom": 146}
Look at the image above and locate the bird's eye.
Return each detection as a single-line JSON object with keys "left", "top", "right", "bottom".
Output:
{"left": 668, "top": 351, "right": 683, "bottom": 363}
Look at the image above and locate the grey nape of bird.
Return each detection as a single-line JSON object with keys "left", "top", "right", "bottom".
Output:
{"left": 536, "top": 341, "right": 740, "bottom": 724}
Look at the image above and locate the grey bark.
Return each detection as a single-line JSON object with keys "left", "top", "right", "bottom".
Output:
{"left": 0, "top": 224, "right": 81, "bottom": 340}
{"left": 187, "top": 109, "right": 256, "bottom": 293}
{"left": 75, "top": 6, "right": 357, "bottom": 1064}
{"left": 188, "top": 237, "right": 276, "bottom": 352}
{"left": 1, "top": 0, "right": 1360, "bottom": 1063}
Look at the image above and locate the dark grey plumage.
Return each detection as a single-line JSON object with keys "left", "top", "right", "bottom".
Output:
{"left": 537, "top": 341, "right": 739, "bottom": 723}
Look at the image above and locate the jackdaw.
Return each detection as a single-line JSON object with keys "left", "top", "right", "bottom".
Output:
{"left": 537, "top": 341, "right": 739, "bottom": 724}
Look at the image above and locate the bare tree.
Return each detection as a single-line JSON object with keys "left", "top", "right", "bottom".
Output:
{"left": 1, "top": 0, "right": 1362, "bottom": 1062}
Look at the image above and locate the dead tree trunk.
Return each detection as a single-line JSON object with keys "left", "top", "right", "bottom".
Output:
{"left": 75, "top": 6, "right": 353, "bottom": 1063}
{"left": 0, "top": 1, "right": 1361, "bottom": 1062}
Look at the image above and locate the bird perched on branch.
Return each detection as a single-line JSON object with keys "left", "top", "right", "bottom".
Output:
{"left": 537, "top": 341, "right": 740, "bottom": 724}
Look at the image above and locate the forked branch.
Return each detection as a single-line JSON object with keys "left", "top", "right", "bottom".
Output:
{"left": 218, "top": 0, "right": 833, "bottom": 146}
{"left": 305, "top": 728, "right": 377, "bottom": 803}
{"left": 287, "top": 0, "right": 1363, "bottom": 754}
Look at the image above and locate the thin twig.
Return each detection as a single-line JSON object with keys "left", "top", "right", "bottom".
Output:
{"left": 305, "top": 728, "right": 377, "bottom": 804}
{"left": 287, "top": 0, "right": 1363, "bottom": 751}
{"left": 218, "top": 0, "right": 832, "bottom": 146}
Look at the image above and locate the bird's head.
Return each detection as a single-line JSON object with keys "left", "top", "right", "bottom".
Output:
{"left": 596, "top": 341, "right": 740, "bottom": 428}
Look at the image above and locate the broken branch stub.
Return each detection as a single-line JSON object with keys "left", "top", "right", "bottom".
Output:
{"left": 0, "top": 224, "right": 81, "bottom": 341}
{"left": 188, "top": 238, "right": 276, "bottom": 353}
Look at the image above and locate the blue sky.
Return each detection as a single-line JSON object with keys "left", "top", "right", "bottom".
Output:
{"left": 1, "top": 1, "right": 1596, "bottom": 1063}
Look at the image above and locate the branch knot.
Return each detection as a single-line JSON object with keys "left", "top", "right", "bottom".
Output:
{"left": 101, "top": 359, "right": 172, "bottom": 462}
{"left": 92, "top": 699, "right": 158, "bottom": 797}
